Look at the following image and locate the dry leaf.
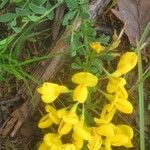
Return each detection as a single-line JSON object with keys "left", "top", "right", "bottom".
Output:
{"left": 112, "top": 0, "right": 150, "bottom": 46}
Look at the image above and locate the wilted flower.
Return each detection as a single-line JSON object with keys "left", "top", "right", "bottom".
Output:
{"left": 90, "top": 42, "right": 104, "bottom": 53}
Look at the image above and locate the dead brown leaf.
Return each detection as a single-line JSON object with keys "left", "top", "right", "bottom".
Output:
{"left": 112, "top": 0, "right": 150, "bottom": 46}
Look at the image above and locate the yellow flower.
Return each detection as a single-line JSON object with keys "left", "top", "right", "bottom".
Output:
{"left": 72, "top": 132, "right": 84, "bottom": 149}
{"left": 58, "top": 121, "right": 72, "bottom": 135}
{"left": 107, "top": 77, "right": 126, "bottom": 93}
{"left": 37, "top": 82, "right": 69, "bottom": 103}
{"left": 45, "top": 105, "right": 60, "bottom": 124}
{"left": 96, "top": 123, "right": 115, "bottom": 137}
{"left": 111, "top": 52, "right": 138, "bottom": 77}
{"left": 115, "top": 98, "right": 133, "bottom": 114}
{"left": 94, "top": 104, "right": 116, "bottom": 124}
{"left": 38, "top": 114, "right": 53, "bottom": 128}
{"left": 72, "top": 72, "right": 98, "bottom": 103}
{"left": 87, "top": 128, "right": 102, "bottom": 150}
{"left": 73, "top": 85, "right": 88, "bottom": 103}
{"left": 104, "top": 93, "right": 133, "bottom": 114}
{"left": 58, "top": 103, "right": 79, "bottom": 135}
{"left": 113, "top": 125, "right": 134, "bottom": 148}
{"left": 73, "top": 120, "right": 92, "bottom": 141}
{"left": 43, "top": 133, "right": 62, "bottom": 148}
{"left": 72, "top": 72, "right": 98, "bottom": 87}
{"left": 103, "top": 124, "right": 134, "bottom": 149}
{"left": 38, "top": 105, "right": 60, "bottom": 128}
{"left": 90, "top": 42, "right": 104, "bottom": 53}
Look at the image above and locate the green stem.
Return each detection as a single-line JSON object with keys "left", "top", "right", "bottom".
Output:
{"left": 137, "top": 49, "right": 145, "bottom": 150}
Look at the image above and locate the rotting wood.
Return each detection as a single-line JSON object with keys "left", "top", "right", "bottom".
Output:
{"left": 0, "top": 0, "right": 111, "bottom": 137}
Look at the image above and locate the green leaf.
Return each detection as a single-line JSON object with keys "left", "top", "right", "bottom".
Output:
{"left": 0, "top": 13, "right": 17, "bottom": 22}
{"left": 46, "top": 2, "right": 54, "bottom": 20}
{"left": 29, "top": 3, "right": 46, "bottom": 14}
{"left": 27, "top": 15, "right": 41, "bottom": 22}
{"left": 2, "top": 67, "right": 23, "bottom": 80}
{"left": 71, "top": 62, "right": 82, "bottom": 70}
{"left": 16, "top": 7, "right": 31, "bottom": 16}
{"left": 12, "top": 0, "right": 24, "bottom": 3}
{"left": 100, "top": 53, "right": 115, "bottom": 61}
{"left": 65, "top": 0, "right": 79, "bottom": 10}
{"left": 32, "top": 0, "right": 47, "bottom": 6}
{"left": 62, "top": 10, "right": 77, "bottom": 25}
{"left": 75, "top": 57, "right": 81, "bottom": 64}
{"left": 97, "top": 35, "right": 110, "bottom": 45}
{"left": 0, "top": 0, "right": 9, "bottom": 9}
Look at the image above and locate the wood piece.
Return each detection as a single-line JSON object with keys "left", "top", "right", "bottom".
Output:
{"left": 0, "top": 0, "right": 111, "bottom": 137}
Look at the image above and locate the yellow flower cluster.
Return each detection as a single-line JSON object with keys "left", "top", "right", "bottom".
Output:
{"left": 37, "top": 51, "right": 137, "bottom": 150}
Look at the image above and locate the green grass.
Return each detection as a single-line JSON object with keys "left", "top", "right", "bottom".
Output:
{"left": 136, "top": 20, "right": 150, "bottom": 150}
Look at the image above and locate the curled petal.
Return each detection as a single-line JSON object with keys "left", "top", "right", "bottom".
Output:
{"left": 72, "top": 72, "right": 98, "bottom": 87}
{"left": 38, "top": 114, "right": 52, "bottom": 128}
{"left": 111, "top": 52, "right": 138, "bottom": 77}
{"left": 115, "top": 99, "right": 133, "bottom": 114}
{"left": 58, "top": 121, "right": 72, "bottom": 135}
{"left": 73, "top": 85, "right": 88, "bottom": 103}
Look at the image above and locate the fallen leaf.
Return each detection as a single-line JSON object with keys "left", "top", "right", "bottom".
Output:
{"left": 112, "top": 0, "right": 150, "bottom": 46}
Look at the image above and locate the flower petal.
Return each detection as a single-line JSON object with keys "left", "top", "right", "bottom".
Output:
{"left": 73, "top": 85, "right": 88, "bottom": 103}
{"left": 110, "top": 134, "right": 129, "bottom": 146}
{"left": 111, "top": 52, "right": 138, "bottom": 77}
{"left": 58, "top": 121, "right": 72, "bottom": 135}
{"left": 115, "top": 99, "right": 133, "bottom": 114}
{"left": 37, "top": 82, "right": 58, "bottom": 95}
{"left": 72, "top": 72, "right": 98, "bottom": 87}
{"left": 63, "top": 104, "right": 79, "bottom": 124}
{"left": 96, "top": 124, "right": 115, "bottom": 137}
{"left": 87, "top": 128, "right": 102, "bottom": 150}
{"left": 117, "top": 86, "right": 128, "bottom": 99}
{"left": 116, "top": 125, "right": 134, "bottom": 139}
{"left": 72, "top": 132, "right": 84, "bottom": 149}
{"left": 107, "top": 77, "right": 126, "bottom": 93}
{"left": 38, "top": 114, "right": 52, "bottom": 128}
{"left": 73, "top": 122, "right": 92, "bottom": 141}
{"left": 41, "top": 94, "right": 58, "bottom": 103}
{"left": 44, "top": 133, "right": 62, "bottom": 147}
